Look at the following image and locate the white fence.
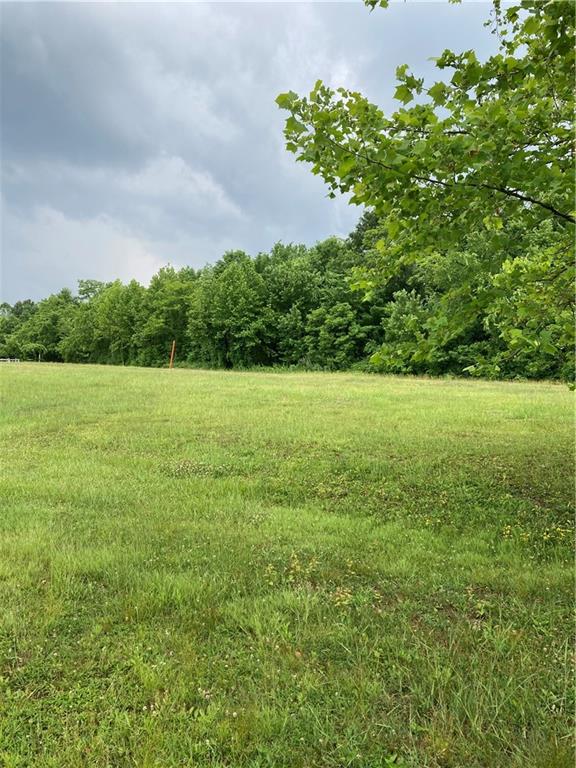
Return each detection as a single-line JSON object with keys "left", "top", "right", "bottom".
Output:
{"left": 0, "top": 358, "right": 20, "bottom": 363}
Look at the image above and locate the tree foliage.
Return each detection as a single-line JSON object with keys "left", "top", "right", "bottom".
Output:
{"left": 0, "top": 239, "right": 388, "bottom": 372}
{"left": 1, "top": 220, "right": 569, "bottom": 379}
{"left": 276, "top": 0, "right": 575, "bottom": 379}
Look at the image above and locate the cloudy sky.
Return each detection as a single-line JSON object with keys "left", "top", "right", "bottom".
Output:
{"left": 1, "top": 1, "right": 497, "bottom": 303}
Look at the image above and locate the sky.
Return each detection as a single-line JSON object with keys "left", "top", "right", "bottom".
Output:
{"left": 1, "top": 1, "right": 498, "bottom": 303}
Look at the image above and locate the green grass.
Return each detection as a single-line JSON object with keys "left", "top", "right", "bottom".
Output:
{"left": 0, "top": 364, "right": 574, "bottom": 768}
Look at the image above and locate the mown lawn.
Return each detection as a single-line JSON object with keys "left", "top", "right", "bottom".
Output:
{"left": 0, "top": 364, "right": 573, "bottom": 768}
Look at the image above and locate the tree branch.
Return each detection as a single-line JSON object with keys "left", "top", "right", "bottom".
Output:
{"left": 319, "top": 132, "right": 575, "bottom": 224}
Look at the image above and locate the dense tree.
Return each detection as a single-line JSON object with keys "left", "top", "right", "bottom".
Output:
{"left": 3, "top": 217, "right": 569, "bottom": 378}
{"left": 4, "top": 290, "right": 76, "bottom": 361}
{"left": 93, "top": 280, "right": 145, "bottom": 365}
{"left": 0, "top": 300, "right": 37, "bottom": 357}
{"left": 136, "top": 267, "right": 196, "bottom": 366}
{"left": 276, "top": 0, "right": 575, "bottom": 380}
{"left": 188, "top": 252, "right": 273, "bottom": 368}
{"left": 257, "top": 244, "right": 320, "bottom": 364}
{"left": 305, "top": 302, "right": 369, "bottom": 370}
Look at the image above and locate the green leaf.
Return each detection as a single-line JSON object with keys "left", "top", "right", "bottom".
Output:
{"left": 337, "top": 157, "right": 357, "bottom": 177}
{"left": 285, "top": 116, "right": 307, "bottom": 135}
{"left": 428, "top": 82, "right": 447, "bottom": 105}
{"left": 523, "top": 16, "right": 539, "bottom": 36}
{"left": 394, "top": 85, "right": 413, "bottom": 105}
{"left": 482, "top": 216, "right": 503, "bottom": 231}
{"left": 275, "top": 91, "right": 299, "bottom": 109}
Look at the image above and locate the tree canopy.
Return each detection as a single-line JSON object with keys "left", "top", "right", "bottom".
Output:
{"left": 276, "top": 0, "right": 574, "bottom": 379}
{"left": 1, "top": 221, "right": 569, "bottom": 379}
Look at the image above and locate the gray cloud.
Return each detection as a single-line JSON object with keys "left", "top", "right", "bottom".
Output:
{"left": 1, "top": 1, "right": 497, "bottom": 302}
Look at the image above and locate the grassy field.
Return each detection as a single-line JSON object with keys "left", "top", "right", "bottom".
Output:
{"left": 0, "top": 364, "right": 573, "bottom": 768}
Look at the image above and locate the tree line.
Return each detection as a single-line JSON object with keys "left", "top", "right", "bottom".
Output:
{"left": 3, "top": 2, "right": 572, "bottom": 381}
{"left": 1, "top": 213, "right": 571, "bottom": 379}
